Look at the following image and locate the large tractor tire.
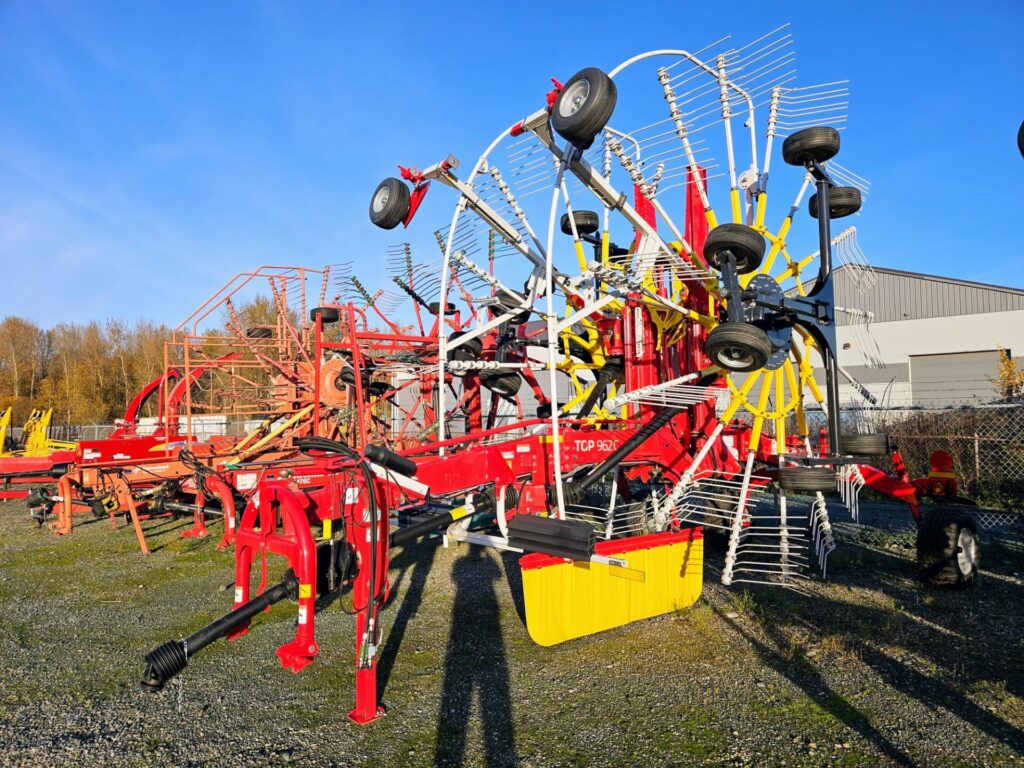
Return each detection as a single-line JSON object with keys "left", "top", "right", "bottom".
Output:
{"left": 916, "top": 508, "right": 980, "bottom": 588}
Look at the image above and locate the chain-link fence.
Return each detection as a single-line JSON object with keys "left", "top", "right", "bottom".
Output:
{"left": 784, "top": 403, "right": 1024, "bottom": 553}
{"left": 6, "top": 424, "right": 117, "bottom": 443}
{"left": 827, "top": 404, "right": 1024, "bottom": 550}
{"left": 848, "top": 405, "right": 1024, "bottom": 510}
{"left": 829, "top": 500, "right": 1023, "bottom": 553}
{"left": 48, "top": 424, "right": 117, "bottom": 441}
{"left": 17, "top": 417, "right": 258, "bottom": 445}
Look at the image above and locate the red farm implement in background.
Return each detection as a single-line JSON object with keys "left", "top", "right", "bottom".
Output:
{"left": 30, "top": 262, "right": 499, "bottom": 554}
{"left": 0, "top": 372, "right": 180, "bottom": 501}
{"left": 29, "top": 266, "right": 341, "bottom": 552}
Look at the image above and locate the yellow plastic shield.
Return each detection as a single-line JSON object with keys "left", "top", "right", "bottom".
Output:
{"left": 520, "top": 529, "right": 704, "bottom": 646}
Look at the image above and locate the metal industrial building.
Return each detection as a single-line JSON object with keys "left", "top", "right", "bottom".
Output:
{"left": 396, "top": 265, "right": 1024, "bottom": 432}
{"left": 829, "top": 265, "right": 1024, "bottom": 408}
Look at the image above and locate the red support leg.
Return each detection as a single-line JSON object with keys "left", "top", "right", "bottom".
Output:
{"left": 205, "top": 475, "right": 237, "bottom": 549}
{"left": 271, "top": 483, "right": 320, "bottom": 673}
{"left": 181, "top": 490, "right": 210, "bottom": 539}
{"left": 226, "top": 497, "right": 260, "bottom": 641}
{"left": 348, "top": 480, "right": 389, "bottom": 725}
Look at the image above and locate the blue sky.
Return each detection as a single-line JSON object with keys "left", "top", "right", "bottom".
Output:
{"left": 2, "top": 1, "right": 1023, "bottom": 327}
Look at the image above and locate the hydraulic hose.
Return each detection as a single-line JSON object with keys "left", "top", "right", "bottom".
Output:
{"left": 293, "top": 435, "right": 382, "bottom": 652}
{"left": 560, "top": 407, "right": 681, "bottom": 504}
{"left": 577, "top": 356, "right": 623, "bottom": 419}
{"left": 389, "top": 504, "right": 472, "bottom": 547}
{"left": 390, "top": 510, "right": 455, "bottom": 547}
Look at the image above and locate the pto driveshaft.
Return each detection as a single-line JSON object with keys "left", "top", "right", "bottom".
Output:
{"left": 140, "top": 570, "right": 298, "bottom": 692}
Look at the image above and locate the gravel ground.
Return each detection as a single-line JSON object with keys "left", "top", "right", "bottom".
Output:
{"left": 1, "top": 499, "right": 1022, "bottom": 767}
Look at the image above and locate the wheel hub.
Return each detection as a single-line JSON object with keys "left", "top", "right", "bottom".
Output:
{"left": 744, "top": 274, "right": 793, "bottom": 370}
{"left": 560, "top": 80, "right": 590, "bottom": 118}
{"left": 717, "top": 346, "right": 754, "bottom": 369}
{"left": 956, "top": 528, "right": 976, "bottom": 574}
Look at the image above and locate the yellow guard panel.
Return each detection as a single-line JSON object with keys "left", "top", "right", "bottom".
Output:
{"left": 520, "top": 529, "right": 703, "bottom": 646}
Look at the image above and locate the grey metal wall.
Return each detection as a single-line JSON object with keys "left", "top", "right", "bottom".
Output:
{"left": 835, "top": 267, "right": 1024, "bottom": 325}
{"left": 909, "top": 350, "right": 1004, "bottom": 406}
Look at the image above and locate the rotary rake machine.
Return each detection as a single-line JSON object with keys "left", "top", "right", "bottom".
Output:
{"left": 141, "top": 29, "right": 981, "bottom": 725}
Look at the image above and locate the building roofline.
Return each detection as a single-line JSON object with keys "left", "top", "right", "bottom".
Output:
{"left": 836, "top": 263, "right": 1024, "bottom": 296}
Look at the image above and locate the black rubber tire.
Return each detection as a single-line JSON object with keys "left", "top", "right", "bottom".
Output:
{"left": 309, "top": 307, "right": 340, "bottom": 324}
{"left": 608, "top": 244, "right": 631, "bottom": 265}
{"left": 367, "top": 381, "right": 390, "bottom": 398}
{"left": 447, "top": 332, "right": 483, "bottom": 377}
{"left": 703, "top": 223, "right": 765, "bottom": 274}
{"left": 702, "top": 491, "right": 739, "bottom": 551}
{"left": 369, "top": 177, "right": 411, "bottom": 230}
{"left": 705, "top": 323, "right": 771, "bottom": 373}
{"left": 778, "top": 467, "right": 836, "bottom": 493}
{"left": 782, "top": 126, "right": 840, "bottom": 167}
{"left": 916, "top": 508, "right": 979, "bottom": 588}
{"left": 427, "top": 301, "right": 457, "bottom": 316}
{"left": 246, "top": 327, "right": 272, "bottom": 339}
{"left": 560, "top": 210, "right": 600, "bottom": 236}
{"left": 809, "top": 187, "right": 862, "bottom": 219}
{"left": 551, "top": 68, "right": 617, "bottom": 149}
{"left": 1018, "top": 119, "right": 1024, "bottom": 160}
{"left": 338, "top": 368, "right": 368, "bottom": 388}
{"left": 479, "top": 370, "right": 522, "bottom": 396}
{"left": 508, "top": 309, "right": 531, "bottom": 326}
{"left": 840, "top": 433, "right": 890, "bottom": 456}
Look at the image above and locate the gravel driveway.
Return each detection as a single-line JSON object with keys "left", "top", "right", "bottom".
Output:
{"left": 1, "top": 499, "right": 1022, "bottom": 767}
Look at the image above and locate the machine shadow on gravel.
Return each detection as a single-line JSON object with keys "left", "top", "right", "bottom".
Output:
{"left": 717, "top": 542, "right": 1024, "bottom": 760}
{"left": 130, "top": 517, "right": 194, "bottom": 552}
{"left": 832, "top": 538, "right": 1024, "bottom": 708}
{"left": 434, "top": 545, "right": 517, "bottom": 768}
{"left": 499, "top": 549, "right": 527, "bottom": 627}
{"left": 376, "top": 539, "right": 439, "bottom": 697}
{"left": 716, "top": 601, "right": 916, "bottom": 766}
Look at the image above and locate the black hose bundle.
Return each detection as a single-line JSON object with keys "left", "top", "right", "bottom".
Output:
{"left": 293, "top": 436, "right": 384, "bottom": 622}
{"left": 179, "top": 448, "right": 215, "bottom": 477}
{"left": 178, "top": 447, "right": 223, "bottom": 497}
